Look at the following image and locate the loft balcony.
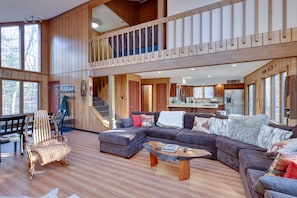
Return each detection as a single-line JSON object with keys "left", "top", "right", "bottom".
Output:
{"left": 88, "top": 0, "right": 297, "bottom": 77}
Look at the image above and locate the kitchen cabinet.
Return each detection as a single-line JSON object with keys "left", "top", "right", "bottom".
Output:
{"left": 170, "top": 83, "right": 177, "bottom": 97}
{"left": 214, "top": 84, "right": 224, "bottom": 97}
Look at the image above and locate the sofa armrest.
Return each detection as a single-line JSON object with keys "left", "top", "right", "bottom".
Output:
{"left": 257, "top": 175, "right": 297, "bottom": 197}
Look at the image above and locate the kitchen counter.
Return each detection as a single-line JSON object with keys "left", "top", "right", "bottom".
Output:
{"left": 168, "top": 103, "right": 219, "bottom": 108}
{"left": 167, "top": 103, "right": 221, "bottom": 114}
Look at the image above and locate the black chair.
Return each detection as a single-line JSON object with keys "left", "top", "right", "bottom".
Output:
{"left": 0, "top": 114, "right": 26, "bottom": 162}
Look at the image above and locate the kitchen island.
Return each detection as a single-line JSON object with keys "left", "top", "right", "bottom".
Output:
{"left": 167, "top": 103, "right": 222, "bottom": 114}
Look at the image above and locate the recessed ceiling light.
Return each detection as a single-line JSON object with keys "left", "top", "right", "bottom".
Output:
{"left": 208, "top": 75, "right": 211, "bottom": 78}
{"left": 232, "top": 64, "right": 237, "bottom": 67}
{"left": 190, "top": 68, "right": 195, "bottom": 71}
{"left": 158, "top": 71, "right": 162, "bottom": 74}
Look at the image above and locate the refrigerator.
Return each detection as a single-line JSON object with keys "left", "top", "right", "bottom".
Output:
{"left": 224, "top": 89, "right": 244, "bottom": 115}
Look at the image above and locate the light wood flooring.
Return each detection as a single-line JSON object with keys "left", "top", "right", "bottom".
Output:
{"left": 0, "top": 131, "right": 246, "bottom": 198}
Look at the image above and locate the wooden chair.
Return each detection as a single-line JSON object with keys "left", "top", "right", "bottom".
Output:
{"left": 24, "top": 110, "right": 71, "bottom": 179}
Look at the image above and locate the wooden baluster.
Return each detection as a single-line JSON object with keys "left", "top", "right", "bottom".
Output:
{"left": 282, "top": 0, "right": 287, "bottom": 38}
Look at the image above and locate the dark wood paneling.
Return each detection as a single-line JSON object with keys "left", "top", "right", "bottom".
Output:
{"left": 106, "top": 0, "right": 140, "bottom": 26}
{"left": 224, "top": 83, "right": 244, "bottom": 89}
{"left": 170, "top": 83, "right": 177, "bottom": 97}
{"left": 139, "top": 0, "right": 158, "bottom": 23}
{"left": 156, "top": 83, "right": 167, "bottom": 111}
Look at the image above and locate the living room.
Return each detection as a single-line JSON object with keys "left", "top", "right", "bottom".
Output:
{"left": 1, "top": 0, "right": 297, "bottom": 197}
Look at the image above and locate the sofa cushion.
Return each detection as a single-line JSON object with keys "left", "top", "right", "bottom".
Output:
{"left": 284, "top": 160, "right": 297, "bottom": 179}
{"left": 192, "top": 117, "right": 210, "bottom": 133}
{"left": 228, "top": 114, "right": 269, "bottom": 145}
{"left": 216, "top": 136, "right": 265, "bottom": 158}
{"left": 99, "top": 128, "right": 146, "bottom": 146}
{"left": 257, "top": 124, "right": 293, "bottom": 149}
{"left": 145, "top": 126, "right": 180, "bottom": 140}
{"left": 183, "top": 113, "right": 214, "bottom": 129}
{"left": 176, "top": 128, "right": 216, "bottom": 146}
{"left": 266, "top": 138, "right": 297, "bottom": 157}
{"left": 209, "top": 117, "right": 229, "bottom": 136}
{"left": 264, "top": 190, "right": 297, "bottom": 198}
{"left": 239, "top": 149, "right": 273, "bottom": 174}
{"left": 267, "top": 152, "right": 297, "bottom": 176}
{"left": 131, "top": 115, "right": 142, "bottom": 127}
{"left": 258, "top": 176, "right": 297, "bottom": 197}
{"left": 140, "top": 114, "right": 155, "bottom": 127}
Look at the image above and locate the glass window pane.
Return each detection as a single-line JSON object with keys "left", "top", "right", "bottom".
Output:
{"left": 273, "top": 74, "right": 280, "bottom": 122}
{"left": 193, "top": 87, "right": 203, "bottom": 98}
{"left": 1, "top": 26, "right": 20, "bottom": 69}
{"left": 265, "top": 77, "right": 271, "bottom": 117}
{"left": 23, "top": 82, "right": 39, "bottom": 113}
{"left": 25, "top": 24, "right": 40, "bottom": 72}
{"left": 248, "top": 84, "right": 256, "bottom": 115}
{"left": 2, "top": 80, "right": 20, "bottom": 115}
{"left": 281, "top": 72, "right": 287, "bottom": 124}
{"left": 204, "top": 86, "right": 214, "bottom": 99}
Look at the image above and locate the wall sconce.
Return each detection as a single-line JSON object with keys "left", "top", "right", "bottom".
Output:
{"left": 81, "top": 80, "right": 87, "bottom": 97}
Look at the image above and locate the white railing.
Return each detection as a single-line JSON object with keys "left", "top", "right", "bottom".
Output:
{"left": 89, "top": 0, "right": 297, "bottom": 69}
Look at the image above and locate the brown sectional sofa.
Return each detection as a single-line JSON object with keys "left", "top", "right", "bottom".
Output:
{"left": 98, "top": 111, "right": 297, "bottom": 198}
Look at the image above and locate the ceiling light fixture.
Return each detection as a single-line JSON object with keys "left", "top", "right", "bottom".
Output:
{"left": 24, "top": 16, "right": 42, "bottom": 24}
{"left": 232, "top": 64, "right": 237, "bottom": 67}
{"left": 92, "top": 18, "right": 102, "bottom": 30}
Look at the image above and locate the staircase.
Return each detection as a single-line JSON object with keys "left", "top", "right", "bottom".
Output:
{"left": 93, "top": 97, "right": 109, "bottom": 119}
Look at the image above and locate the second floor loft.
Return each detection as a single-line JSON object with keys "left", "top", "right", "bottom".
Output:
{"left": 89, "top": 0, "right": 297, "bottom": 77}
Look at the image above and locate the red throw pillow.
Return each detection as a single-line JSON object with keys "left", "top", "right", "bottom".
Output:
{"left": 284, "top": 160, "right": 297, "bottom": 179}
{"left": 131, "top": 115, "right": 141, "bottom": 127}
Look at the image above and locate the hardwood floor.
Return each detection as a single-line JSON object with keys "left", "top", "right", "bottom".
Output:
{"left": 0, "top": 131, "right": 246, "bottom": 197}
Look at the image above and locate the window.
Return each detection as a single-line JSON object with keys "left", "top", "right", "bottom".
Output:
{"left": 24, "top": 24, "right": 40, "bottom": 72}
{"left": 263, "top": 72, "right": 287, "bottom": 124}
{"left": 264, "top": 77, "right": 271, "bottom": 117}
{"left": 2, "top": 80, "right": 20, "bottom": 115}
{"left": 248, "top": 84, "right": 256, "bottom": 115}
{"left": 193, "top": 86, "right": 214, "bottom": 98}
{"left": 0, "top": 24, "right": 41, "bottom": 71}
{"left": 272, "top": 74, "right": 280, "bottom": 122}
{"left": 281, "top": 72, "right": 287, "bottom": 124}
{"left": 2, "top": 80, "right": 39, "bottom": 115}
{"left": 23, "top": 82, "right": 39, "bottom": 113}
{"left": 1, "top": 26, "right": 20, "bottom": 69}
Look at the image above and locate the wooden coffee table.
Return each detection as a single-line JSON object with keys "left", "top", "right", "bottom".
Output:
{"left": 143, "top": 141, "right": 211, "bottom": 181}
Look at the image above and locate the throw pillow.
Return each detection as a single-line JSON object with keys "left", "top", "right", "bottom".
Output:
{"left": 192, "top": 117, "right": 210, "bottom": 133}
{"left": 156, "top": 111, "right": 185, "bottom": 129}
{"left": 208, "top": 117, "right": 229, "bottom": 136}
{"left": 267, "top": 152, "right": 297, "bottom": 177}
{"left": 257, "top": 124, "right": 293, "bottom": 149}
{"left": 228, "top": 114, "right": 269, "bottom": 145}
{"left": 284, "top": 160, "right": 297, "bottom": 179}
{"left": 141, "top": 114, "right": 155, "bottom": 127}
{"left": 131, "top": 115, "right": 141, "bottom": 127}
{"left": 123, "top": 117, "right": 133, "bottom": 128}
{"left": 266, "top": 138, "right": 297, "bottom": 157}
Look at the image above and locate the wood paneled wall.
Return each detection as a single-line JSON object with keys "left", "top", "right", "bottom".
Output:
{"left": 141, "top": 78, "right": 169, "bottom": 112}
{"left": 244, "top": 57, "right": 297, "bottom": 126}
{"left": 48, "top": 0, "right": 110, "bottom": 132}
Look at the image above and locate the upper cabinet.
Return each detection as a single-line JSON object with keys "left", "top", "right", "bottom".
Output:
{"left": 214, "top": 84, "right": 224, "bottom": 97}
{"left": 170, "top": 83, "right": 177, "bottom": 97}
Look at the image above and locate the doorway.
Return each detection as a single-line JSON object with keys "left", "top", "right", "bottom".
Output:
{"left": 48, "top": 81, "right": 60, "bottom": 114}
{"left": 141, "top": 85, "right": 153, "bottom": 112}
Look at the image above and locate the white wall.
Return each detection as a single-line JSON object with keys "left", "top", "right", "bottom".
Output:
{"left": 167, "top": 0, "right": 297, "bottom": 49}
